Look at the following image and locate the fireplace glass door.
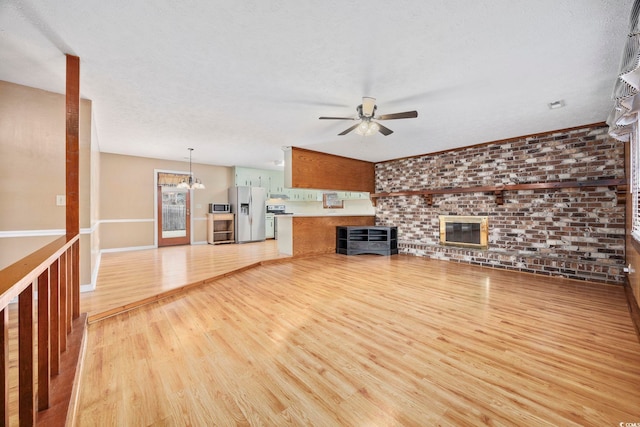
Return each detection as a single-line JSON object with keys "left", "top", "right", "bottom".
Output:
{"left": 439, "top": 215, "right": 488, "bottom": 249}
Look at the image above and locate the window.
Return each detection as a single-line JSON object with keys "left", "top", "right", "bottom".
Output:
{"left": 632, "top": 124, "right": 640, "bottom": 242}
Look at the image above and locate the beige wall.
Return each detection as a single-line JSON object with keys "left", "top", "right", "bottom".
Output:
{"left": 100, "top": 152, "right": 232, "bottom": 249}
{"left": 0, "top": 80, "right": 94, "bottom": 286}
{"left": 0, "top": 81, "right": 66, "bottom": 231}
{"left": 0, "top": 80, "right": 234, "bottom": 287}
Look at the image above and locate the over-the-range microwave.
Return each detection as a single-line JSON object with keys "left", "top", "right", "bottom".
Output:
{"left": 209, "top": 203, "right": 230, "bottom": 213}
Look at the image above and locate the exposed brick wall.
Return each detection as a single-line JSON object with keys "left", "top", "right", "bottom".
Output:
{"left": 374, "top": 125, "right": 626, "bottom": 284}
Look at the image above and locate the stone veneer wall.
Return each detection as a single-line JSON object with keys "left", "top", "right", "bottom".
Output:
{"left": 374, "top": 124, "right": 626, "bottom": 284}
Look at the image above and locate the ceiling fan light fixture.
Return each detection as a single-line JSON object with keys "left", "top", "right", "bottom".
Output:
{"left": 355, "top": 121, "right": 369, "bottom": 135}
{"left": 319, "top": 96, "right": 417, "bottom": 136}
{"left": 355, "top": 120, "right": 379, "bottom": 136}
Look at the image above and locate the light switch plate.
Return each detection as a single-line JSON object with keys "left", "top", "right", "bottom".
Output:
{"left": 56, "top": 195, "right": 66, "bottom": 206}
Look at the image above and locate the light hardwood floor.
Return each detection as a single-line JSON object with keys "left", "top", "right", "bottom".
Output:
{"left": 76, "top": 243, "right": 640, "bottom": 426}
{"left": 82, "top": 240, "right": 287, "bottom": 322}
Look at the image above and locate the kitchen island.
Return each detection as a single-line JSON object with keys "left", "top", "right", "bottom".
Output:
{"left": 276, "top": 214, "right": 375, "bottom": 256}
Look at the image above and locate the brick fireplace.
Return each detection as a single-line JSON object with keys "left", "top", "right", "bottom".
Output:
{"left": 373, "top": 124, "right": 626, "bottom": 284}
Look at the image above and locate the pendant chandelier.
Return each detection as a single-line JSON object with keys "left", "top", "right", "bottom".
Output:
{"left": 177, "top": 148, "right": 205, "bottom": 189}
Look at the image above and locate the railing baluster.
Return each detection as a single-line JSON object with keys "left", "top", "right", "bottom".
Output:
{"left": 50, "top": 258, "right": 60, "bottom": 376}
{"left": 0, "top": 308, "right": 8, "bottom": 426}
{"left": 59, "top": 252, "right": 67, "bottom": 353}
{"left": 18, "top": 284, "right": 35, "bottom": 426}
{"left": 37, "top": 269, "right": 50, "bottom": 411}
{"left": 66, "top": 246, "right": 72, "bottom": 334}
{"left": 72, "top": 240, "right": 80, "bottom": 319}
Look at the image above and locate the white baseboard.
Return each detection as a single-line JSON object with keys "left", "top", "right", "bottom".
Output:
{"left": 80, "top": 284, "right": 94, "bottom": 293}
{"left": 100, "top": 245, "right": 156, "bottom": 254}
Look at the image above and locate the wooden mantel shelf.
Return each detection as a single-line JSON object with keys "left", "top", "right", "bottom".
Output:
{"left": 370, "top": 178, "right": 627, "bottom": 206}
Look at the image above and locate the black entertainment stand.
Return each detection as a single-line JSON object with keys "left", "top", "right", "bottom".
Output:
{"left": 336, "top": 226, "right": 398, "bottom": 256}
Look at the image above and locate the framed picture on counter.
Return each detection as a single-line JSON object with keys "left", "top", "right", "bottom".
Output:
{"left": 323, "top": 192, "right": 343, "bottom": 209}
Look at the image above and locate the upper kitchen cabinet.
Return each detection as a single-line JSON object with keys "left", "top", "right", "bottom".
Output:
{"left": 234, "top": 164, "right": 369, "bottom": 201}
{"left": 266, "top": 169, "right": 286, "bottom": 196}
{"left": 233, "top": 166, "right": 287, "bottom": 198}
{"left": 286, "top": 189, "right": 322, "bottom": 201}
{"left": 234, "top": 166, "right": 266, "bottom": 188}
{"left": 337, "top": 191, "right": 370, "bottom": 200}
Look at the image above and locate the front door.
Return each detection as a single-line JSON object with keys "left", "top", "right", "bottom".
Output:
{"left": 157, "top": 184, "right": 191, "bottom": 247}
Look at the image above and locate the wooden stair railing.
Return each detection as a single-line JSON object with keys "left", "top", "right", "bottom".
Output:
{"left": 0, "top": 234, "right": 81, "bottom": 426}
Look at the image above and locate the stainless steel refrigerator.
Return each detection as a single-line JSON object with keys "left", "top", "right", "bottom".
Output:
{"left": 228, "top": 186, "right": 266, "bottom": 243}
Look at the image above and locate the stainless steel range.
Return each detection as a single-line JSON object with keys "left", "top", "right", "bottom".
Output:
{"left": 266, "top": 204, "right": 286, "bottom": 215}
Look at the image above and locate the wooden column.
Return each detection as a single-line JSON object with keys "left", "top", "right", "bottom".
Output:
{"left": 65, "top": 54, "right": 80, "bottom": 237}
{"left": 66, "top": 55, "right": 81, "bottom": 330}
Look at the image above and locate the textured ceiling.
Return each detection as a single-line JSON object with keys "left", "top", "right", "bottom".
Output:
{"left": 0, "top": 0, "right": 634, "bottom": 170}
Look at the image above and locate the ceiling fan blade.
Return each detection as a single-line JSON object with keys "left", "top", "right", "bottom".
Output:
{"left": 376, "top": 122, "right": 394, "bottom": 136}
{"left": 338, "top": 123, "right": 360, "bottom": 135}
{"left": 319, "top": 116, "right": 357, "bottom": 120}
{"left": 376, "top": 110, "right": 418, "bottom": 120}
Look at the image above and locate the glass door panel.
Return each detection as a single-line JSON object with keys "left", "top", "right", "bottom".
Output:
{"left": 157, "top": 184, "right": 190, "bottom": 246}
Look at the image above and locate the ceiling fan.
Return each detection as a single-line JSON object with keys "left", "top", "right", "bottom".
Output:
{"left": 319, "top": 97, "right": 418, "bottom": 136}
